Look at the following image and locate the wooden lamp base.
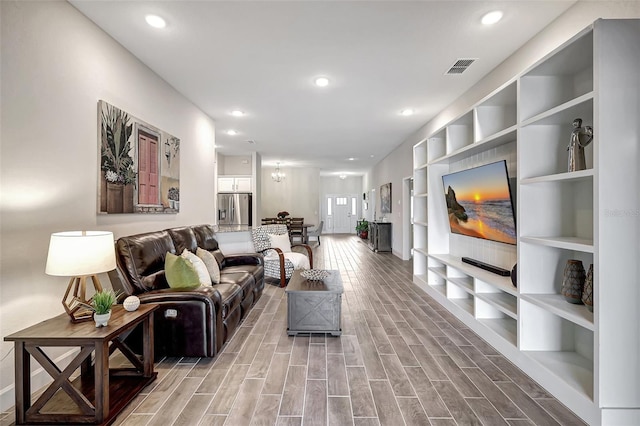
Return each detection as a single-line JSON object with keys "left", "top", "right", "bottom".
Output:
{"left": 62, "top": 275, "right": 104, "bottom": 323}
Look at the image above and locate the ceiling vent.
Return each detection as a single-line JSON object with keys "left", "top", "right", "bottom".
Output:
{"left": 445, "top": 58, "right": 476, "bottom": 75}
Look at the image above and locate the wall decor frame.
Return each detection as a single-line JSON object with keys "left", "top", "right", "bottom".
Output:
{"left": 380, "top": 182, "right": 392, "bottom": 214}
{"left": 98, "top": 100, "right": 180, "bottom": 214}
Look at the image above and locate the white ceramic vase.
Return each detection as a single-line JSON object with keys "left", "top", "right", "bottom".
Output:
{"left": 94, "top": 311, "right": 111, "bottom": 327}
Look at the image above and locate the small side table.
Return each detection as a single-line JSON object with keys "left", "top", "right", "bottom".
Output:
{"left": 4, "top": 304, "right": 158, "bottom": 425}
{"left": 286, "top": 270, "right": 343, "bottom": 336}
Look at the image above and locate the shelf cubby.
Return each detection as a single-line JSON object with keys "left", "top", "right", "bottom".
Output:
{"left": 519, "top": 29, "right": 593, "bottom": 122}
{"left": 519, "top": 241, "right": 593, "bottom": 295}
{"left": 413, "top": 167, "right": 428, "bottom": 196}
{"left": 519, "top": 95, "right": 594, "bottom": 179}
{"left": 446, "top": 112, "right": 473, "bottom": 154}
{"left": 478, "top": 317, "right": 517, "bottom": 347}
{"left": 520, "top": 300, "right": 594, "bottom": 400}
{"left": 413, "top": 139, "right": 428, "bottom": 169}
{"left": 427, "top": 130, "right": 446, "bottom": 162}
{"left": 518, "top": 179, "right": 593, "bottom": 241}
{"left": 474, "top": 81, "right": 517, "bottom": 141}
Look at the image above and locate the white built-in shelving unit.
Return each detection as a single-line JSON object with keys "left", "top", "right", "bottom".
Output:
{"left": 412, "top": 20, "right": 640, "bottom": 425}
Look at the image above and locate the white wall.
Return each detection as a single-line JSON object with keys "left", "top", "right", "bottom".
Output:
{"left": 363, "top": 140, "right": 414, "bottom": 258}
{"left": 260, "top": 166, "right": 320, "bottom": 224}
{"left": 373, "top": 0, "right": 640, "bottom": 261}
{"left": 0, "top": 1, "right": 217, "bottom": 409}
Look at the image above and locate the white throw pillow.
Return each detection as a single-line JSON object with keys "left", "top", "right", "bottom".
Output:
{"left": 181, "top": 249, "right": 212, "bottom": 286}
{"left": 196, "top": 247, "right": 221, "bottom": 284}
{"left": 269, "top": 233, "right": 292, "bottom": 253}
{"left": 285, "top": 252, "right": 310, "bottom": 270}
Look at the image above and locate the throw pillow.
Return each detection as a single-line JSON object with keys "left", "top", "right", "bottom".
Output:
{"left": 269, "top": 233, "right": 292, "bottom": 253}
{"left": 181, "top": 249, "right": 212, "bottom": 286}
{"left": 196, "top": 247, "right": 221, "bottom": 284}
{"left": 164, "top": 252, "right": 201, "bottom": 289}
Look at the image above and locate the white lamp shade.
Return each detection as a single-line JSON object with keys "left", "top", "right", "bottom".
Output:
{"left": 45, "top": 231, "right": 116, "bottom": 276}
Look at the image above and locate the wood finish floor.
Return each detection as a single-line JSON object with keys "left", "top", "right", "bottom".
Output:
{"left": 1, "top": 235, "right": 586, "bottom": 426}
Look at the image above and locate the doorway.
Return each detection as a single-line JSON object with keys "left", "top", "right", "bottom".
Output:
{"left": 324, "top": 194, "right": 359, "bottom": 233}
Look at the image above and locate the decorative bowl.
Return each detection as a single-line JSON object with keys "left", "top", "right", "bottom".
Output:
{"left": 301, "top": 269, "right": 330, "bottom": 281}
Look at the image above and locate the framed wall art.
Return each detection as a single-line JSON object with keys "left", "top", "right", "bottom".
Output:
{"left": 98, "top": 100, "right": 180, "bottom": 214}
{"left": 380, "top": 182, "right": 392, "bottom": 214}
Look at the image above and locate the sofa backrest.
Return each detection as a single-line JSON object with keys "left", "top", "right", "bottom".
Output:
{"left": 192, "top": 224, "right": 226, "bottom": 267}
{"left": 167, "top": 226, "right": 199, "bottom": 254}
{"left": 113, "top": 230, "right": 176, "bottom": 295}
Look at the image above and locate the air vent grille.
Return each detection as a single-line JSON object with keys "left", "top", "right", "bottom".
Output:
{"left": 446, "top": 58, "right": 476, "bottom": 75}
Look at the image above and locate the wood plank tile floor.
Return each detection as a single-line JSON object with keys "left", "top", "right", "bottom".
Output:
{"left": 1, "top": 235, "right": 587, "bottom": 426}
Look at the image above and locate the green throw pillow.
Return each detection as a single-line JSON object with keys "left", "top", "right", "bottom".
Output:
{"left": 165, "top": 252, "right": 201, "bottom": 289}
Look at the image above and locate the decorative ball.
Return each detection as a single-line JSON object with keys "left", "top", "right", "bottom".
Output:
{"left": 123, "top": 295, "right": 140, "bottom": 312}
{"left": 510, "top": 263, "right": 517, "bottom": 288}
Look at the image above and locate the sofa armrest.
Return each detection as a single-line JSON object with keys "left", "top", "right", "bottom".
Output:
{"left": 222, "top": 253, "right": 264, "bottom": 268}
{"left": 137, "top": 286, "right": 222, "bottom": 309}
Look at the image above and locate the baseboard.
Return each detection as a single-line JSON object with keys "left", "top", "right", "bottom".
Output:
{"left": 0, "top": 348, "right": 80, "bottom": 412}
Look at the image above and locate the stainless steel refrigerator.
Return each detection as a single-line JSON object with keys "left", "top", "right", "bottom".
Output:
{"left": 218, "top": 193, "right": 252, "bottom": 225}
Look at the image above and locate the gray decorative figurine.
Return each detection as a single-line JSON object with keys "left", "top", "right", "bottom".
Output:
{"left": 567, "top": 118, "right": 593, "bottom": 172}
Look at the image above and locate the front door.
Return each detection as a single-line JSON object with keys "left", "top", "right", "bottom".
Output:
{"left": 324, "top": 194, "right": 359, "bottom": 234}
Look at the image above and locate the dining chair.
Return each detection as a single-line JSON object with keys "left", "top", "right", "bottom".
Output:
{"left": 306, "top": 221, "right": 324, "bottom": 245}
{"left": 289, "top": 218, "right": 304, "bottom": 244}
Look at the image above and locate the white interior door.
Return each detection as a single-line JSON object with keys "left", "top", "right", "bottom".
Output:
{"left": 324, "top": 194, "right": 359, "bottom": 234}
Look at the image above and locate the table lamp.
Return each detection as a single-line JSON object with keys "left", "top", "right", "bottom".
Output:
{"left": 45, "top": 231, "right": 116, "bottom": 322}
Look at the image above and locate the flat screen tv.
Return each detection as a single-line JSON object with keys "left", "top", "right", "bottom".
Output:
{"left": 442, "top": 160, "right": 516, "bottom": 245}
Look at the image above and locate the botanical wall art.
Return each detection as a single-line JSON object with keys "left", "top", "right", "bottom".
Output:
{"left": 380, "top": 182, "right": 392, "bottom": 214}
{"left": 98, "top": 100, "right": 180, "bottom": 214}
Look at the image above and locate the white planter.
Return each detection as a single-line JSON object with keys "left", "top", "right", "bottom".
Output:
{"left": 94, "top": 311, "right": 111, "bottom": 327}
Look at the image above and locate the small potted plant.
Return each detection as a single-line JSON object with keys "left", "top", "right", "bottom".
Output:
{"left": 356, "top": 220, "right": 369, "bottom": 239}
{"left": 168, "top": 187, "right": 180, "bottom": 209}
{"left": 80, "top": 289, "right": 120, "bottom": 327}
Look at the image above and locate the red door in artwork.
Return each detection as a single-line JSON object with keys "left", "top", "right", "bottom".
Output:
{"left": 138, "top": 131, "right": 159, "bottom": 205}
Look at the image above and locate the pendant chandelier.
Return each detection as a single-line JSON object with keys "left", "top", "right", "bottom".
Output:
{"left": 271, "top": 162, "right": 285, "bottom": 182}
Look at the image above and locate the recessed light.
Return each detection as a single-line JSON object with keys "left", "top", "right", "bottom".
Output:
{"left": 226, "top": 130, "right": 238, "bottom": 136}
{"left": 481, "top": 11, "right": 503, "bottom": 25}
{"left": 230, "top": 110, "right": 245, "bottom": 117}
{"left": 370, "top": 154, "right": 375, "bottom": 158}
{"left": 314, "top": 77, "right": 330, "bottom": 87}
{"left": 339, "top": 174, "right": 347, "bottom": 180}
{"left": 347, "top": 157, "right": 355, "bottom": 161}
{"left": 145, "top": 14, "right": 166, "bottom": 29}
{"left": 400, "top": 109, "right": 414, "bottom": 116}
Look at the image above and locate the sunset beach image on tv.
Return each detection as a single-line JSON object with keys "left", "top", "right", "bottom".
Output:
{"left": 442, "top": 161, "right": 516, "bottom": 245}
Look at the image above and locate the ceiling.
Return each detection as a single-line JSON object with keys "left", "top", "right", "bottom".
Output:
{"left": 70, "top": 0, "right": 576, "bottom": 176}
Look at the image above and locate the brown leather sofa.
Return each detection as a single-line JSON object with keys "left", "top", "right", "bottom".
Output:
{"left": 108, "top": 224, "right": 264, "bottom": 358}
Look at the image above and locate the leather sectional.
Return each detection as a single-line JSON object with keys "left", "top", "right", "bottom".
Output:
{"left": 108, "top": 224, "right": 264, "bottom": 358}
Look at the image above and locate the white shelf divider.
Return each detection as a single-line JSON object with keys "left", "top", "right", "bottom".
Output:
{"left": 520, "top": 293, "right": 593, "bottom": 330}
{"left": 520, "top": 236, "right": 594, "bottom": 253}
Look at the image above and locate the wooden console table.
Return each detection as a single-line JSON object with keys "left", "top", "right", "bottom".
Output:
{"left": 4, "top": 304, "right": 158, "bottom": 425}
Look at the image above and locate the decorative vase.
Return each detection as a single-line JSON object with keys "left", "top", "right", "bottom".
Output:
{"left": 561, "top": 259, "right": 585, "bottom": 304}
{"left": 100, "top": 174, "right": 108, "bottom": 212}
{"left": 510, "top": 263, "right": 517, "bottom": 288}
{"left": 94, "top": 311, "right": 111, "bottom": 327}
{"left": 106, "top": 183, "right": 124, "bottom": 213}
{"left": 123, "top": 184, "right": 134, "bottom": 213}
{"left": 582, "top": 264, "right": 593, "bottom": 312}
